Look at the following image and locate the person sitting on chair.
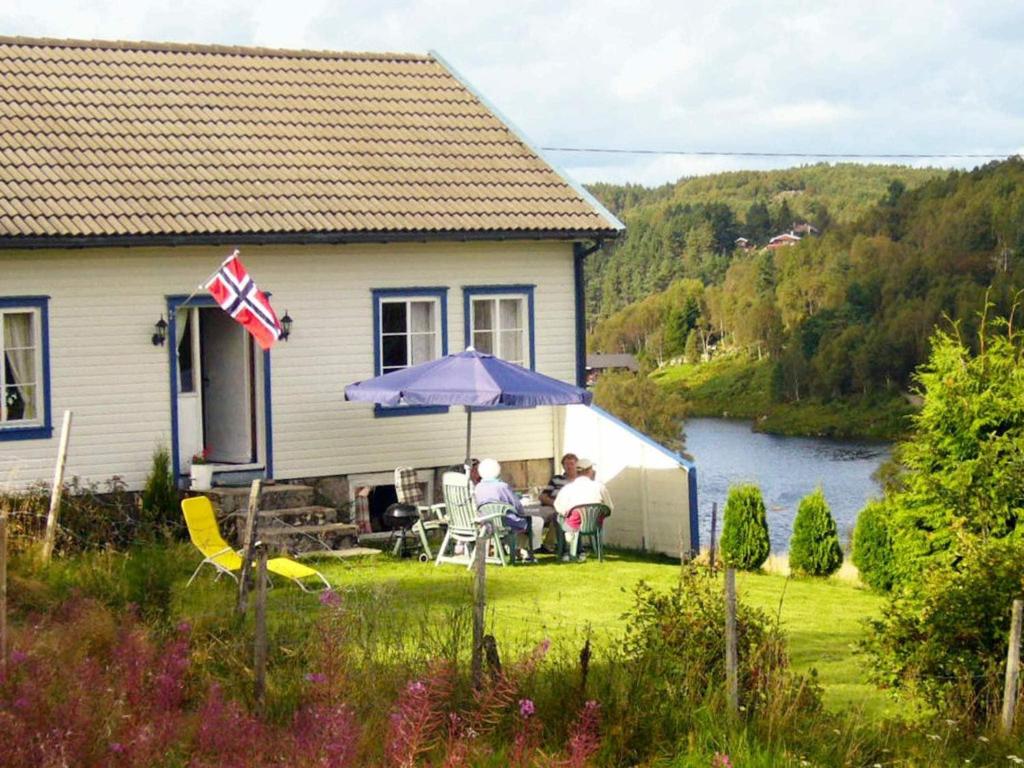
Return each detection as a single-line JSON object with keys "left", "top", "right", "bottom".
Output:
{"left": 553, "top": 457, "right": 613, "bottom": 560}
{"left": 474, "top": 458, "right": 540, "bottom": 562}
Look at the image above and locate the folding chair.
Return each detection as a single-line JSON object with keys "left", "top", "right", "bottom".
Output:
{"left": 182, "top": 497, "right": 330, "bottom": 592}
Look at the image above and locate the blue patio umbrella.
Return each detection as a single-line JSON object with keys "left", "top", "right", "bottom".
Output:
{"left": 345, "top": 348, "right": 593, "bottom": 463}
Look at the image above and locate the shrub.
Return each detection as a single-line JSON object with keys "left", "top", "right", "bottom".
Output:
{"left": 593, "top": 370, "right": 688, "bottom": 452}
{"left": 720, "top": 484, "right": 770, "bottom": 571}
{"left": 862, "top": 535, "right": 1024, "bottom": 720}
{"left": 851, "top": 500, "right": 895, "bottom": 591}
{"left": 788, "top": 488, "right": 842, "bottom": 577}
{"left": 141, "top": 445, "right": 181, "bottom": 536}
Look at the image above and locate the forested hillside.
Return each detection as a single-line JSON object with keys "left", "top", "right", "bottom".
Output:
{"left": 588, "top": 158, "right": 1024, "bottom": 432}
{"left": 586, "top": 163, "right": 944, "bottom": 318}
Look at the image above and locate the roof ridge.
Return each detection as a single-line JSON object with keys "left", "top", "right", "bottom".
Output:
{"left": 0, "top": 35, "right": 432, "bottom": 63}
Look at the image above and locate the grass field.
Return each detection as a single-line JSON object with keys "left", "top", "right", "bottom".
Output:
{"left": 178, "top": 549, "right": 889, "bottom": 715}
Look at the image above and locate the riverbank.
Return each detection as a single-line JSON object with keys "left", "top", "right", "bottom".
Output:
{"left": 653, "top": 355, "right": 916, "bottom": 441}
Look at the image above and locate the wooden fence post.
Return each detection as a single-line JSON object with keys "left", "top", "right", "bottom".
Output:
{"left": 725, "top": 566, "right": 738, "bottom": 717}
{"left": 471, "top": 529, "right": 487, "bottom": 687}
{"left": 40, "top": 410, "right": 72, "bottom": 563}
{"left": 1002, "top": 598, "right": 1023, "bottom": 735}
{"left": 709, "top": 502, "right": 718, "bottom": 572}
{"left": 253, "top": 543, "right": 268, "bottom": 710}
{"left": 0, "top": 502, "right": 8, "bottom": 675}
{"left": 236, "top": 479, "right": 263, "bottom": 617}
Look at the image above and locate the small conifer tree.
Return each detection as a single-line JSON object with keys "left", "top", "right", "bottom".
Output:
{"left": 720, "top": 484, "right": 770, "bottom": 571}
{"left": 852, "top": 500, "right": 895, "bottom": 591}
{"left": 141, "top": 445, "right": 179, "bottom": 535}
{"left": 788, "top": 488, "right": 843, "bottom": 577}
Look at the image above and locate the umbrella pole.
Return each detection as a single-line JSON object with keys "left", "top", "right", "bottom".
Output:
{"left": 465, "top": 408, "right": 473, "bottom": 466}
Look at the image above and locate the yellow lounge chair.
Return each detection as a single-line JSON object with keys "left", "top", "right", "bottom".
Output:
{"left": 182, "top": 496, "right": 330, "bottom": 592}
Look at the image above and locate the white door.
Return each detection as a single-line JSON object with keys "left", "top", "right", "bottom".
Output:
{"left": 200, "top": 308, "right": 255, "bottom": 464}
{"left": 175, "top": 307, "right": 204, "bottom": 474}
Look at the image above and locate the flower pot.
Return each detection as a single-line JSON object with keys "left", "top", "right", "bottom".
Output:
{"left": 190, "top": 464, "right": 214, "bottom": 491}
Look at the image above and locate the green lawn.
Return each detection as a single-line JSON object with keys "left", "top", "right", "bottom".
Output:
{"left": 202, "top": 550, "right": 888, "bottom": 716}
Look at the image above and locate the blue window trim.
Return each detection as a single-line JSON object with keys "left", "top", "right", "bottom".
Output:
{"left": 371, "top": 287, "right": 449, "bottom": 417}
{"left": 166, "top": 295, "right": 274, "bottom": 484}
{"left": 461, "top": 284, "right": 536, "bottom": 370}
{"left": 0, "top": 296, "right": 52, "bottom": 441}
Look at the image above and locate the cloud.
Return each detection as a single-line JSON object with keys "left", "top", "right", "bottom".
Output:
{"left": 1, "top": 0, "right": 1021, "bottom": 184}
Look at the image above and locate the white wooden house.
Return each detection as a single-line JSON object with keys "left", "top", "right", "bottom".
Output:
{"left": 0, "top": 37, "right": 698, "bottom": 555}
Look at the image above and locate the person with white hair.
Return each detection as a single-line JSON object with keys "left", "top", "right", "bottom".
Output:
{"left": 474, "top": 458, "right": 541, "bottom": 563}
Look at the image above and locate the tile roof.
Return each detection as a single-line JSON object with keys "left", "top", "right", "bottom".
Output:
{"left": 0, "top": 37, "right": 621, "bottom": 244}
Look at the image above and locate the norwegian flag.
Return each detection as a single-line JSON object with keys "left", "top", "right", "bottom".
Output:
{"left": 205, "top": 251, "right": 282, "bottom": 351}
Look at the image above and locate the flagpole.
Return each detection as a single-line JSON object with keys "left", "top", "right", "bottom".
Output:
{"left": 178, "top": 250, "right": 238, "bottom": 308}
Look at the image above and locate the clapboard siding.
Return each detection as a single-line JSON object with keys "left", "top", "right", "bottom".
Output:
{"left": 0, "top": 240, "right": 574, "bottom": 489}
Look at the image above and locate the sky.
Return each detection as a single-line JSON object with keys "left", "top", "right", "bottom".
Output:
{"left": 3, "top": 0, "right": 1024, "bottom": 186}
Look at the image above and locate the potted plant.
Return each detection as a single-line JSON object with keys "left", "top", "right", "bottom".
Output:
{"left": 189, "top": 448, "right": 214, "bottom": 490}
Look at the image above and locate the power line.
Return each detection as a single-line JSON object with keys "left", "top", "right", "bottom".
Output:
{"left": 539, "top": 146, "right": 1015, "bottom": 160}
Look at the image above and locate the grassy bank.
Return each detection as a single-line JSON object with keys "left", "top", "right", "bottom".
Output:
{"left": 652, "top": 355, "right": 916, "bottom": 441}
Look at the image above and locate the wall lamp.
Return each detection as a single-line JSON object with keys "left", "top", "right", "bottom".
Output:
{"left": 280, "top": 310, "right": 292, "bottom": 341}
{"left": 151, "top": 315, "right": 168, "bottom": 346}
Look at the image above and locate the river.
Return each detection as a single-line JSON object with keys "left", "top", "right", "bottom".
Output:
{"left": 684, "top": 417, "right": 891, "bottom": 553}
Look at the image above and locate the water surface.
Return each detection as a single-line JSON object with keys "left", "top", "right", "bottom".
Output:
{"left": 685, "top": 417, "right": 891, "bottom": 552}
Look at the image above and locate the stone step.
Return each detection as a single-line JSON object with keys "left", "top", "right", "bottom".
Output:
{"left": 206, "top": 483, "right": 317, "bottom": 514}
{"left": 231, "top": 506, "right": 339, "bottom": 522}
{"left": 261, "top": 522, "right": 359, "bottom": 538}
{"left": 296, "top": 547, "right": 381, "bottom": 559}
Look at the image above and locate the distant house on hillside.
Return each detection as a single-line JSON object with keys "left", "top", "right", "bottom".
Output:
{"left": 792, "top": 222, "right": 820, "bottom": 236}
{"left": 735, "top": 237, "right": 754, "bottom": 251}
{"left": 585, "top": 353, "right": 639, "bottom": 385}
{"left": 766, "top": 232, "right": 802, "bottom": 249}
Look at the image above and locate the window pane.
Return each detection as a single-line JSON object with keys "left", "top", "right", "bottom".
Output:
{"left": 499, "top": 298, "right": 522, "bottom": 330}
{"left": 12, "top": 384, "right": 36, "bottom": 420}
{"left": 382, "top": 335, "right": 408, "bottom": 369}
{"left": 381, "top": 302, "right": 406, "bottom": 334}
{"left": 3, "top": 312, "right": 37, "bottom": 422}
{"left": 473, "top": 330, "right": 494, "bottom": 354}
{"left": 411, "top": 333, "right": 435, "bottom": 365}
{"left": 177, "top": 310, "right": 195, "bottom": 393}
{"left": 473, "top": 299, "right": 494, "bottom": 331}
{"left": 499, "top": 329, "right": 523, "bottom": 363}
{"left": 409, "top": 301, "right": 435, "bottom": 333}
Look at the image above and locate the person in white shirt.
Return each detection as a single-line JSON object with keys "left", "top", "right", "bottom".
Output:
{"left": 553, "top": 457, "right": 613, "bottom": 560}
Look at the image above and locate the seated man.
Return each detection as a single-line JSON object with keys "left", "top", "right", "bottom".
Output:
{"left": 535, "top": 452, "right": 578, "bottom": 553}
{"left": 553, "top": 457, "right": 613, "bottom": 561}
{"left": 473, "top": 458, "right": 541, "bottom": 562}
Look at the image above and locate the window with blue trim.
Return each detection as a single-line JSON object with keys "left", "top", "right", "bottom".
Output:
{"left": 463, "top": 286, "right": 535, "bottom": 369}
{"left": 372, "top": 288, "right": 448, "bottom": 416}
{"left": 0, "top": 297, "right": 51, "bottom": 440}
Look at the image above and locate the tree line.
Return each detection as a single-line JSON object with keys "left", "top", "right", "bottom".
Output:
{"left": 589, "top": 157, "right": 1024, "bottom": 403}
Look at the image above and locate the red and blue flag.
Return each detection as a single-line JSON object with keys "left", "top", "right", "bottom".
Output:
{"left": 205, "top": 251, "right": 282, "bottom": 350}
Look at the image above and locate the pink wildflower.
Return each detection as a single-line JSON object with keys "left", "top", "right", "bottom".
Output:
{"left": 713, "top": 753, "right": 734, "bottom": 768}
{"left": 319, "top": 589, "right": 342, "bottom": 607}
{"left": 519, "top": 698, "right": 535, "bottom": 719}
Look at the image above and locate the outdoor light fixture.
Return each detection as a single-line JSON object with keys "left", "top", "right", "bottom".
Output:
{"left": 280, "top": 310, "right": 292, "bottom": 341}
{"left": 152, "top": 315, "right": 168, "bottom": 346}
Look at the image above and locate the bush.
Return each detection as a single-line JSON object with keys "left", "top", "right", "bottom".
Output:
{"left": 788, "top": 489, "right": 842, "bottom": 577}
{"left": 862, "top": 536, "right": 1024, "bottom": 720}
{"left": 593, "top": 370, "right": 688, "bottom": 453}
{"left": 851, "top": 501, "right": 895, "bottom": 591}
{"left": 720, "top": 484, "right": 770, "bottom": 571}
{"left": 141, "top": 445, "right": 181, "bottom": 536}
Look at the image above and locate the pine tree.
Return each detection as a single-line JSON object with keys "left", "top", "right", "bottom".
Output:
{"left": 788, "top": 488, "right": 843, "bottom": 577}
{"left": 720, "top": 484, "right": 771, "bottom": 571}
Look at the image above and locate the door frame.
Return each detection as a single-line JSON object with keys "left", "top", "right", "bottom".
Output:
{"left": 167, "top": 295, "right": 274, "bottom": 486}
